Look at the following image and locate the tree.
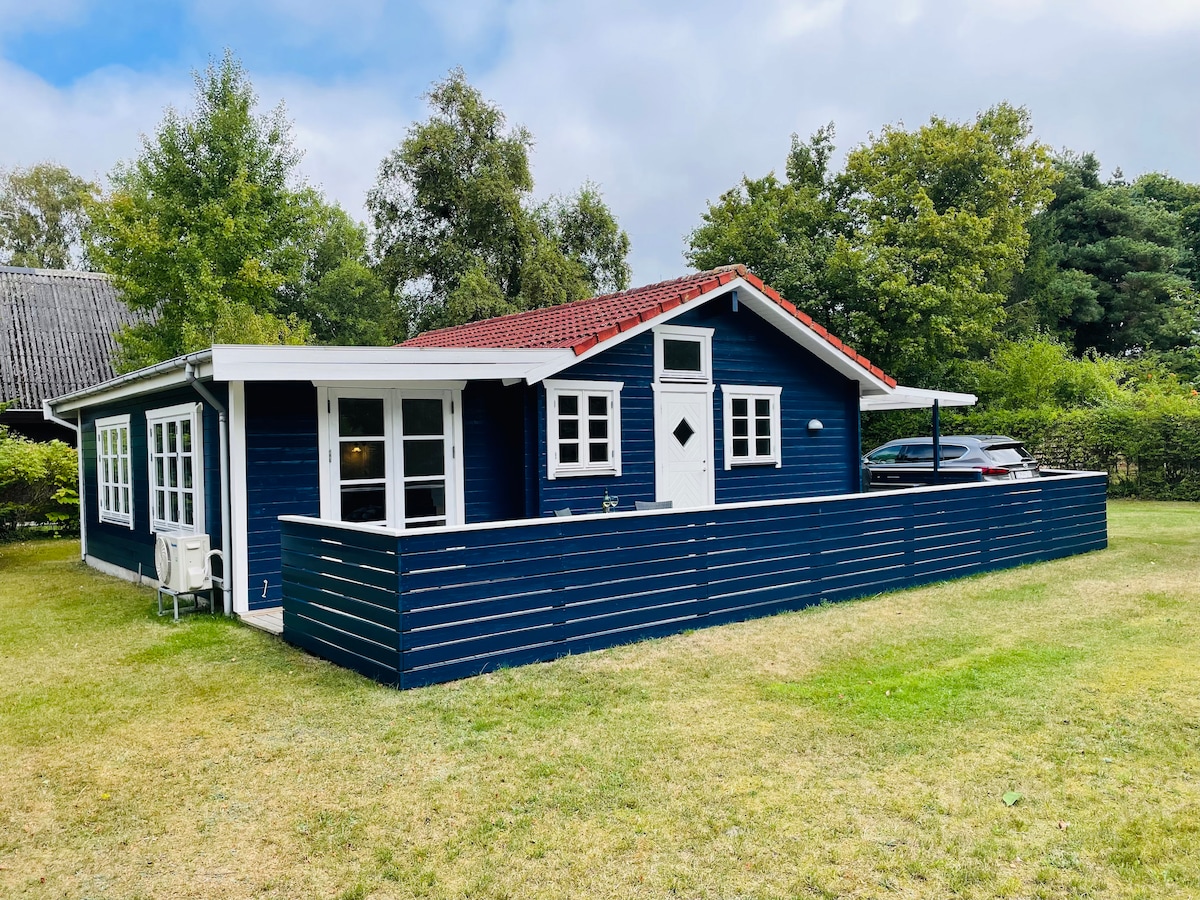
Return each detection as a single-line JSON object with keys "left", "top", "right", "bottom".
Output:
{"left": 1009, "top": 153, "right": 1200, "bottom": 355}
{"left": 689, "top": 104, "right": 1057, "bottom": 384}
{"left": 0, "top": 163, "right": 97, "bottom": 269}
{"left": 87, "top": 51, "right": 389, "bottom": 370}
{"left": 368, "top": 70, "right": 630, "bottom": 337}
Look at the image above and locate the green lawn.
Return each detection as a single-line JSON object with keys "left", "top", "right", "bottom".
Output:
{"left": 1, "top": 500, "right": 1198, "bottom": 899}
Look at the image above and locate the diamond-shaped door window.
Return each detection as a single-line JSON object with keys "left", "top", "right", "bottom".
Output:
{"left": 673, "top": 418, "right": 695, "bottom": 446}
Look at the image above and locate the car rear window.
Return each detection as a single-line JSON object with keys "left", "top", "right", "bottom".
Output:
{"left": 985, "top": 444, "right": 1033, "bottom": 464}
{"left": 941, "top": 445, "right": 968, "bottom": 460}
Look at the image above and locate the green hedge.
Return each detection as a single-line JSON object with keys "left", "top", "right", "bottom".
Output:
{"left": 0, "top": 431, "right": 79, "bottom": 534}
{"left": 864, "top": 405, "right": 1200, "bottom": 501}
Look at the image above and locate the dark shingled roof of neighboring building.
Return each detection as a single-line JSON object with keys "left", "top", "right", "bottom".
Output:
{"left": 0, "top": 266, "right": 139, "bottom": 411}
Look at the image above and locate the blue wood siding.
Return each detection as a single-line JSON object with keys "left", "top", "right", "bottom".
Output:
{"left": 462, "top": 381, "right": 526, "bottom": 523}
{"left": 81, "top": 385, "right": 225, "bottom": 577}
{"left": 244, "top": 381, "right": 320, "bottom": 610}
{"left": 280, "top": 473, "right": 1109, "bottom": 689}
{"left": 535, "top": 296, "right": 859, "bottom": 515}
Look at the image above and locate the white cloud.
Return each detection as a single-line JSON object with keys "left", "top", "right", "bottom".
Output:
{"left": 1, "top": 0, "right": 1198, "bottom": 285}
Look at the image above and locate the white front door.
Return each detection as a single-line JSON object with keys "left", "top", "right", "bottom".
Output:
{"left": 655, "top": 387, "right": 714, "bottom": 508}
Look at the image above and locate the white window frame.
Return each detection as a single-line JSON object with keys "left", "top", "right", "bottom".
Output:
{"left": 146, "top": 402, "right": 205, "bottom": 535}
{"left": 95, "top": 413, "right": 133, "bottom": 528}
{"left": 721, "top": 385, "right": 783, "bottom": 469}
{"left": 316, "top": 385, "right": 465, "bottom": 530}
{"left": 654, "top": 325, "right": 714, "bottom": 384}
{"left": 545, "top": 379, "right": 623, "bottom": 479}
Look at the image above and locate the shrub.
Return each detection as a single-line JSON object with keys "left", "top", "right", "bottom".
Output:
{"left": 0, "top": 428, "right": 79, "bottom": 534}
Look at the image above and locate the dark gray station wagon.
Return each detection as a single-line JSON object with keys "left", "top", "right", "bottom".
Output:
{"left": 863, "top": 435, "right": 1041, "bottom": 484}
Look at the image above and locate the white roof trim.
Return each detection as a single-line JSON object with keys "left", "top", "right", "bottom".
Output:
{"left": 48, "top": 351, "right": 214, "bottom": 415}
{"left": 523, "top": 276, "right": 896, "bottom": 392}
{"left": 859, "top": 386, "right": 977, "bottom": 411}
{"left": 209, "top": 344, "right": 572, "bottom": 383}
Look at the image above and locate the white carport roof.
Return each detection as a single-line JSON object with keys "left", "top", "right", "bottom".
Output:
{"left": 859, "top": 385, "right": 977, "bottom": 411}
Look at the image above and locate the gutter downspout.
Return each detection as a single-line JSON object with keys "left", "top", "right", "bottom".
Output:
{"left": 185, "top": 364, "right": 232, "bottom": 617}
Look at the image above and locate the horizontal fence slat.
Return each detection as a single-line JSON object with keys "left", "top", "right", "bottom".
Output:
{"left": 279, "top": 473, "right": 1110, "bottom": 690}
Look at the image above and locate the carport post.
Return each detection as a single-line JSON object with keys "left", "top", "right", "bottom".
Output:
{"left": 932, "top": 399, "right": 941, "bottom": 474}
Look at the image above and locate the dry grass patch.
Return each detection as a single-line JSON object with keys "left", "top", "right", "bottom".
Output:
{"left": 2, "top": 500, "right": 1199, "bottom": 898}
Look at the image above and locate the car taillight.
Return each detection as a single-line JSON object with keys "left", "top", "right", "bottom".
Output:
{"left": 980, "top": 467, "right": 1008, "bottom": 476}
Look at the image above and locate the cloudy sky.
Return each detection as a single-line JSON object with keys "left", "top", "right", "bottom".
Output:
{"left": 1, "top": 0, "right": 1198, "bottom": 284}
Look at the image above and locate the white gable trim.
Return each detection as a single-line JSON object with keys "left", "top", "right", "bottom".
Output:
{"left": 522, "top": 277, "right": 895, "bottom": 394}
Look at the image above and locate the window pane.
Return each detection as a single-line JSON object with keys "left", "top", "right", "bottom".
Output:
{"left": 406, "top": 519, "right": 446, "bottom": 530}
{"left": 183, "top": 456, "right": 193, "bottom": 489}
{"left": 403, "top": 439, "right": 444, "bottom": 477}
{"left": 756, "top": 437, "right": 772, "bottom": 456}
{"left": 154, "top": 424, "right": 163, "bottom": 454}
{"left": 120, "top": 429, "right": 128, "bottom": 454}
{"left": 180, "top": 420, "right": 191, "bottom": 453}
{"left": 558, "top": 394, "right": 578, "bottom": 417}
{"left": 167, "top": 421, "right": 177, "bottom": 451}
{"left": 169, "top": 492, "right": 179, "bottom": 523}
{"left": 732, "top": 418, "right": 748, "bottom": 438}
{"left": 122, "top": 487, "right": 130, "bottom": 513}
{"left": 731, "top": 398, "right": 747, "bottom": 418}
{"left": 588, "top": 418, "right": 607, "bottom": 440}
{"left": 155, "top": 458, "right": 164, "bottom": 489}
{"left": 663, "top": 339, "right": 702, "bottom": 372}
{"left": 755, "top": 398, "right": 771, "bottom": 417}
{"left": 168, "top": 456, "right": 178, "bottom": 488}
{"left": 756, "top": 418, "right": 771, "bottom": 437}
{"left": 156, "top": 490, "right": 165, "bottom": 521}
{"left": 587, "top": 394, "right": 607, "bottom": 417}
{"left": 405, "top": 483, "right": 446, "bottom": 519}
{"left": 401, "top": 398, "right": 443, "bottom": 436}
{"left": 589, "top": 442, "right": 608, "bottom": 463}
{"left": 183, "top": 493, "right": 194, "bottom": 526}
{"left": 120, "top": 456, "right": 129, "bottom": 484}
{"left": 558, "top": 419, "right": 579, "bottom": 440}
{"left": 341, "top": 486, "right": 387, "bottom": 522}
{"left": 560, "top": 442, "right": 580, "bottom": 464}
{"left": 340, "top": 440, "right": 385, "bottom": 480}
{"left": 338, "top": 398, "right": 385, "bottom": 437}
{"left": 733, "top": 438, "right": 749, "bottom": 457}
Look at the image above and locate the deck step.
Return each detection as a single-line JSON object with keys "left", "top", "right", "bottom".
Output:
{"left": 240, "top": 607, "right": 283, "bottom": 635}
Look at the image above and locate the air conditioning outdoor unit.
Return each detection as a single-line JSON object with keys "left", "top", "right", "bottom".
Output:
{"left": 154, "top": 533, "right": 212, "bottom": 594}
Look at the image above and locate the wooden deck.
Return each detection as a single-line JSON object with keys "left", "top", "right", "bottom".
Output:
{"left": 240, "top": 607, "right": 283, "bottom": 635}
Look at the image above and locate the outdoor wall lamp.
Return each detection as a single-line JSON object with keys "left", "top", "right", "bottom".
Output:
{"left": 807, "top": 419, "right": 824, "bottom": 434}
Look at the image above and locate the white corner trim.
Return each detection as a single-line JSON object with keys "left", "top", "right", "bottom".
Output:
{"left": 76, "top": 409, "right": 87, "bottom": 561}
{"left": 228, "top": 381, "right": 250, "bottom": 615}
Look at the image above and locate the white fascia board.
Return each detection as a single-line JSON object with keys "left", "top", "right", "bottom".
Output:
{"left": 209, "top": 344, "right": 571, "bottom": 383}
{"left": 522, "top": 277, "right": 895, "bottom": 392}
{"left": 860, "top": 386, "right": 978, "bottom": 411}
{"left": 48, "top": 352, "right": 215, "bottom": 415}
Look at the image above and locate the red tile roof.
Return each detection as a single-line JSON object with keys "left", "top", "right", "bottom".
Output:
{"left": 402, "top": 264, "right": 896, "bottom": 387}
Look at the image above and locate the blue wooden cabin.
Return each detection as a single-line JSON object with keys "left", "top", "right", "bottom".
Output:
{"left": 47, "top": 266, "right": 1105, "bottom": 683}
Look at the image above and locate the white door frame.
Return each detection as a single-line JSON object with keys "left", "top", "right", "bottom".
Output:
{"left": 653, "top": 383, "right": 716, "bottom": 507}
{"left": 316, "top": 385, "right": 465, "bottom": 528}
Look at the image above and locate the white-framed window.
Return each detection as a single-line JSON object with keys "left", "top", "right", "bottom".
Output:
{"left": 545, "top": 379, "right": 623, "bottom": 479}
{"left": 95, "top": 414, "right": 133, "bottom": 528}
{"left": 146, "top": 402, "right": 204, "bottom": 534}
{"left": 318, "top": 386, "right": 464, "bottom": 530}
{"left": 722, "top": 385, "right": 783, "bottom": 468}
{"left": 654, "top": 325, "right": 713, "bottom": 383}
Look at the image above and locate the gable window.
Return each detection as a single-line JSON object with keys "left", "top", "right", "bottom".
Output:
{"left": 146, "top": 403, "right": 204, "bottom": 534}
{"left": 722, "top": 386, "right": 782, "bottom": 468}
{"left": 545, "top": 380, "right": 623, "bottom": 479}
{"left": 654, "top": 325, "right": 713, "bottom": 383}
{"left": 95, "top": 414, "right": 133, "bottom": 528}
